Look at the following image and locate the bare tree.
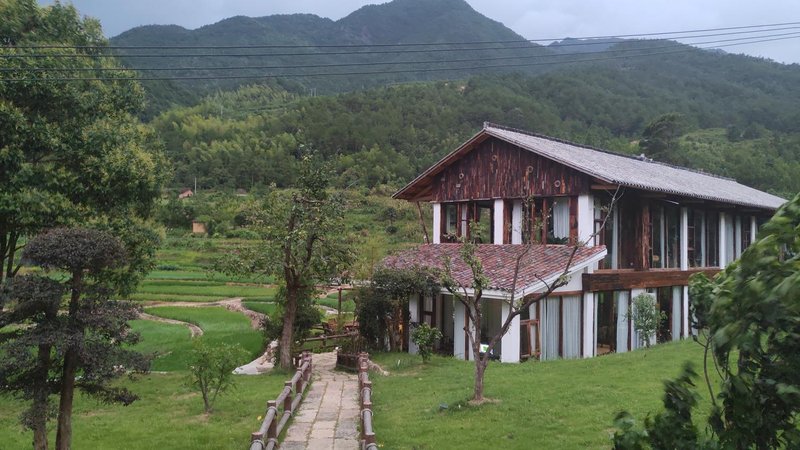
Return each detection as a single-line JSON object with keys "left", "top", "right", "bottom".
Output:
{"left": 442, "top": 191, "right": 620, "bottom": 402}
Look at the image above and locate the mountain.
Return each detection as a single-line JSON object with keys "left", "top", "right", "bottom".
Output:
{"left": 111, "top": 0, "right": 547, "bottom": 116}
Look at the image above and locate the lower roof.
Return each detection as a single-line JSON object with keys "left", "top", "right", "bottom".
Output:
{"left": 381, "top": 243, "right": 607, "bottom": 297}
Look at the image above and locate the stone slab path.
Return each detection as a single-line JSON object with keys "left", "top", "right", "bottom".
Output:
{"left": 282, "top": 352, "right": 360, "bottom": 450}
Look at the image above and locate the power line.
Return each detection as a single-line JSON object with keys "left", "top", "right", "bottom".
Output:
{"left": 2, "top": 34, "right": 797, "bottom": 83}
{"left": 6, "top": 20, "right": 800, "bottom": 49}
{"left": 4, "top": 31, "right": 798, "bottom": 73}
{"left": 3, "top": 25, "right": 800, "bottom": 59}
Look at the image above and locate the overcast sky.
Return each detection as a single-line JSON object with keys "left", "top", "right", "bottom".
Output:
{"left": 40, "top": 0, "right": 800, "bottom": 64}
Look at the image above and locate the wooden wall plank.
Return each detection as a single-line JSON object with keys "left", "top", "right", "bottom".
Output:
{"left": 582, "top": 268, "right": 720, "bottom": 292}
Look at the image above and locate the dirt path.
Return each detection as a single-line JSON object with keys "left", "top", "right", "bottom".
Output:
{"left": 138, "top": 312, "right": 204, "bottom": 338}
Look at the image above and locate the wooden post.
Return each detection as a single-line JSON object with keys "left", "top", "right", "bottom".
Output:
{"left": 416, "top": 201, "right": 430, "bottom": 244}
{"left": 267, "top": 401, "right": 277, "bottom": 440}
{"left": 284, "top": 381, "right": 293, "bottom": 413}
{"left": 338, "top": 288, "right": 342, "bottom": 329}
{"left": 251, "top": 432, "right": 263, "bottom": 442}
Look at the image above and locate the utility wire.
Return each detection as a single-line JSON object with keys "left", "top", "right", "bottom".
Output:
{"left": 4, "top": 31, "right": 798, "bottom": 73}
{"left": 3, "top": 25, "right": 800, "bottom": 59}
{"left": 2, "top": 34, "right": 797, "bottom": 83}
{"left": 7, "top": 20, "right": 800, "bottom": 49}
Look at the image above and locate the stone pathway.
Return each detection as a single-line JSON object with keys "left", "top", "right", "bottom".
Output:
{"left": 282, "top": 352, "right": 360, "bottom": 450}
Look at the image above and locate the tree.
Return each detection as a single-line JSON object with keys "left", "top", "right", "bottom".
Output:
{"left": 442, "top": 193, "right": 618, "bottom": 402}
{"left": 0, "top": 275, "right": 64, "bottom": 450}
{"left": 214, "top": 157, "right": 354, "bottom": 369}
{"left": 612, "top": 192, "right": 800, "bottom": 448}
{"left": 639, "top": 113, "right": 686, "bottom": 161}
{"left": 21, "top": 228, "right": 150, "bottom": 450}
{"left": 262, "top": 286, "right": 323, "bottom": 360}
{"left": 0, "top": 0, "right": 168, "bottom": 286}
{"left": 187, "top": 341, "right": 247, "bottom": 413}
{"left": 627, "top": 293, "right": 665, "bottom": 349}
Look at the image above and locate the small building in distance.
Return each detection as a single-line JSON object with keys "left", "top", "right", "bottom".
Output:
{"left": 191, "top": 220, "right": 207, "bottom": 235}
{"left": 178, "top": 188, "right": 194, "bottom": 199}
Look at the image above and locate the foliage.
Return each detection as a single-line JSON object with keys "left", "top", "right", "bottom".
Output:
{"left": 0, "top": 275, "right": 64, "bottom": 449}
{"left": 639, "top": 113, "right": 687, "bottom": 161}
{"left": 410, "top": 323, "right": 443, "bottom": 363}
{"left": 0, "top": 0, "right": 168, "bottom": 286}
{"left": 612, "top": 192, "right": 800, "bottom": 448}
{"left": 627, "top": 293, "right": 666, "bottom": 349}
{"left": 186, "top": 340, "right": 247, "bottom": 413}
{"left": 17, "top": 227, "right": 150, "bottom": 450}
{"left": 356, "top": 265, "right": 440, "bottom": 351}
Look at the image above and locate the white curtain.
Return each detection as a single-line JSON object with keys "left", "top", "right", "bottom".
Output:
{"left": 553, "top": 200, "right": 570, "bottom": 239}
{"left": 725, "top": 218, "right": 735, "bottom": 265}
{"left": 671, "top": 286, "right": 682, "bottom": 341}
{"left": 616, "top": 291, "right": 630, "bottom": 352}
{"left": 541, "top": 297, "right": 561, "bottom": 360}
{"left": 561, "top": 296, "right": 581, "bottom": 359}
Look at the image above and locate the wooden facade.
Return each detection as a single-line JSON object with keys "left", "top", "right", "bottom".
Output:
{"left": 582, "top": 268, "right": 720, "bottom": 292}
{"left": 433, "top": 137, "right": 589, "bottom": 202}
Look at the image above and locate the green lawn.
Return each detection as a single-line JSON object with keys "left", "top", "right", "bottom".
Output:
{"left": 371, "top": 340, "right": 710, "bottom": 449}
{"left": 134, "top": 306, "right": 264, "bottom": 371}
{"left": 0, "top": 372, "right": 287, "bottom": 449}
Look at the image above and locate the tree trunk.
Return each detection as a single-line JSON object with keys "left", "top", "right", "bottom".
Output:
{"left": 55, "top": 348, "right": 77, "bottom": 450}
{"left": 473, "top": 351, "right": 486, "bottom": 402}
{"left": 56, "top": 271, "right": 82, "bottom": 450}
{"left": 279, "top": 286, "right": 298, "bottom": 370}
{"left": 33, "top": 343, "right": 52, "bottom": 450}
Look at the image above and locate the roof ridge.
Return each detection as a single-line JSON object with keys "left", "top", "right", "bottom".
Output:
{"left": 482, "top": 121, "right": 737, "bottom": 182}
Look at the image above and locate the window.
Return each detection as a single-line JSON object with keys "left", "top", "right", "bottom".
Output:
{"left": 664, "top": 204, "right": 681, "bottom": 268}
{"left": 523, "top": 197, "right": 571, "bottom": 244}
{"left": 443, "top": 204, "right": 459, "bottom": 242}
{"left": 650, "top": 206, "right": 664, "bottom": 268}
{"left": 688, "top": 209, "right": 705, "bottom": 268}
{"left": 741, "top": 216, "right": 752, "bottom": 251}
{"left": 706, "top": 212, "right": 719, "bottom": 267}
{"left": 595, "top": 196, "right": 615, "bottom": 269}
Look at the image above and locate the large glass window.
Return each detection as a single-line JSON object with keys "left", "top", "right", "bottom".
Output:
{"left": 523, "top": 197, "right": 571, "bottom": 244}
{"left": 706, "top": 212, "right": 719, "bottom": 267}
{"left": 443, "top": 204, "right": 459, "bottom": 242}
{"left": 688, "top": 209, "right": 705, "bottom": 268}
{"left": 650, "top": 206, "right": 664, "bottom": 268}
{"left": 664, "top": 204, "right": 681, "bottom": 268}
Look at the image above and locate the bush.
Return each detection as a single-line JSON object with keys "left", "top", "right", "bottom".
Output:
{"left": 411, "top": 323, "right": 443, "bottom": 363}
{"left": 156, "top": 264, "right": 181, "bottom": 271}
{"left": 223, "top": 228, "right": 260, "bottom": 240}
{"left": 627, "top": 293, "right": 665, "bottom": 348}
{"left": 186, "top": 340, "right": 247, "bottom": 413}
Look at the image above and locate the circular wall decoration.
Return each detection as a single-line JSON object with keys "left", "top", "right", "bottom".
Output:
{"left": 526, "top": 166, "right": 534, "bottom": 174}
{"left": 459, "top": 172, "right": 465, "bottom": 180}
{"left": 554, "top": 180, "right": 562, "bottom": 188}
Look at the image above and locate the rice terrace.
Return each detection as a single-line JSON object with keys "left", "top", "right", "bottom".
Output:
{"left": 2, "top": 0, "right": 800, "bottom": 449}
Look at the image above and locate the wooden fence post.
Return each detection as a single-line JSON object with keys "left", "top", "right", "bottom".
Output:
{"left": 267, "top": 400, "right": 277, "bottom": 441}
{"left": 284, "top": 381, "right": 293, "bottom": 413}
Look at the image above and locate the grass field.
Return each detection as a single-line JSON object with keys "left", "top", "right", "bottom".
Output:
{"left": 130, "top": 279, "right": 276, "bottom": 303}
{"left": 133, "top": 306, "right": 264, "bottom": 371}
{"left": 0, "top": 372, "right": 287, "bottom": 449}
{"left": 242, "top": 301, "right": 277, "bottom": 316}
{"left": 370, "top": 340, "right": 711, "bottom": 449}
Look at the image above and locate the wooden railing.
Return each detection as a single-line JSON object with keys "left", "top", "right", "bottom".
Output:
{"left": 249, "top": 351, "right": 312, "bottom": 450}
{"left": 358, "top": 352, "right": 378, "bottom": 450}
{"left": 302, "top": 331, "right": 359, "bottom": 353}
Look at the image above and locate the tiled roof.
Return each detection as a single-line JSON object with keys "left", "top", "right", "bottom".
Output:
{"left": 394, "top": 123, "right": 786, "bottom": 210}
{"left": 484, "top": 124, "right": 785, "bottom": 209}
{"left": 381, "top": 244, "right": 606, "bottom": 293}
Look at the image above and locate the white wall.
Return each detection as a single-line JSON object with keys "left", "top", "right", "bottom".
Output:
{"left": 680, "top": 207, "right": 689, "bottom": 270}
{"left": 719, "top": 213, "right": 727, "bottom": 268}
{"left": 408, "top": 295, "right": 419, "bottom": 354}
{"left": 582, "top": 290, "right": 595, "bottom": 358}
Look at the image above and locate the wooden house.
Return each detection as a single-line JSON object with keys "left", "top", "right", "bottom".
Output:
{"left": 384, "top": 123, "right": 785, "bottom": 362}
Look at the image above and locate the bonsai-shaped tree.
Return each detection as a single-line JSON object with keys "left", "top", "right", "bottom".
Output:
{"left": 22, "top": 228, "right": 150, "bottom": 450}
{"left": 0, "top": 275, "right": 64, "bottom": 449}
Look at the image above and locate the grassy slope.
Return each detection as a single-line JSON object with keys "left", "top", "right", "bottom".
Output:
{"left": 371, "top": 340, "right": 709, "bottom": 449}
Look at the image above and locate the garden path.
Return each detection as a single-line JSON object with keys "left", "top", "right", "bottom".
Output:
{"left": 281, "top": 352, "right": 360, "bottom": 450}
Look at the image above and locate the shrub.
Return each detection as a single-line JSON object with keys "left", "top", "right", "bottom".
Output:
{"left": 411, "top": 323, "right": 443, "bottom": 363}
{"left": 187, "top": 340, "right": 247, "bottom": 413}
{"left": 627, "top": 293, "right": 665, "bottom": 348}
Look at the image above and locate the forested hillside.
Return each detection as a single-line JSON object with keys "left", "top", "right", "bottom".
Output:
{"left": 111, "top": 0, "right": 548, "bottom": 116}
{"left": 152, "top": 41, "right": 800, "bottom": 198}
